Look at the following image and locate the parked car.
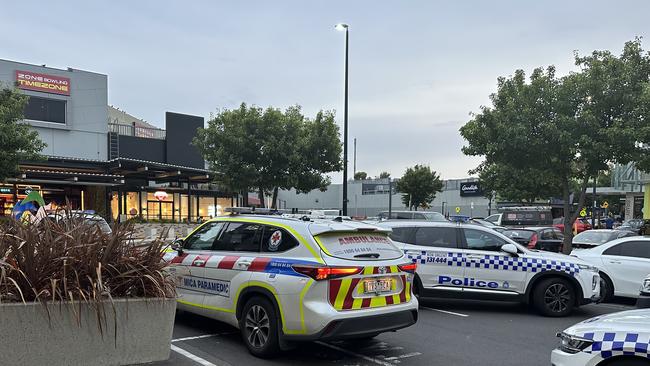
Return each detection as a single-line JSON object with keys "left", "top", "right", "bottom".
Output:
{"left": 638, "top": 274, "right": 650, "bottom": 309}
{"left": 377, "top": 210, "right": 447, "bottom": 221}
{"left": 47, "top": 211, "right": 112, "bottom": 234}
{"left": 572, "top": 236, "right": 650, "bottom": 301}
{"left": 484, "top": 207, "right": 553, "bottom": 227}
{"left": 571, "top": 229, "right": 638, "bottom": 249}
{"left": 501, "top": 227, "right": 564, "bottom": 252}
{"left": 554, "top": 217, "right": 592, "bottom": 234}
{"left": 379, "top": 221, "right": 600, "bottom": 317}
{"left": 469, "top": 218, "right": 508, "bottom": 232}
{"left": 617, "top": 218, "right": 646, "bottom": 234}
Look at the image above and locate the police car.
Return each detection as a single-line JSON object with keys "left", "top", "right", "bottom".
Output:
{"left": 378, "top": 221, "right": 600, "bottom": 317}
{"left": 552, "top": 309, "right": 650, "bottom": 366}
{"left": 163, "top": 214, "right": 418, "bottom": 357}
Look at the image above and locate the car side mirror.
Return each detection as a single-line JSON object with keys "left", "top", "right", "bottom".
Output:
{"left": 501, "top": 243, "right": 519, "bottom": 257}
{"left": 171, "top": 238, "right": 184, "bottom": 255}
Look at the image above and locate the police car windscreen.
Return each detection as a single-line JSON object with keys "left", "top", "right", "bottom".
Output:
{"left": 316, "top": 232, "right": 403, "bottom": 260}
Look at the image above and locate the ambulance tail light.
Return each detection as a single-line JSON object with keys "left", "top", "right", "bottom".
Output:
{"left": 292, "top": 265, "right": 363, "bottom": 281}
{"left": 398, "top": 263, "right": 417, "bottom": 274}
{"left": 528, "top": 233, "right": 538, "bottom": 249}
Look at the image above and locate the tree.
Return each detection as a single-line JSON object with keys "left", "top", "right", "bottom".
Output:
{"left": 353, "top": 171, "right": 367, "bottom": 180}
{"left": 460, "top": 40, "right": 650, "bottom": 253}
{"left": 194, "top": 103, "right": 342, "bottom": 208}
{"left": 378, "top": 171, "right": 391, "bottom": 179}
{"left": 395, "top": 165, "right": 443, "bottom": 210}
{"left": 0, "top": 87, "right": 45, "bottom": 182}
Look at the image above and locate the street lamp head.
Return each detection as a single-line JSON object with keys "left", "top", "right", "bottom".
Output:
{"left": 335, "top": 23, "right": 349, "bottom": 31}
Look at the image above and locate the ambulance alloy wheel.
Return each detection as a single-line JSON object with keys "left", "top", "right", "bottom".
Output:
{"left": 532, "top": 277, "right": 575, "bottom": 317}
{"left": 240, "top": 296, "right": 280, "bottom": 358}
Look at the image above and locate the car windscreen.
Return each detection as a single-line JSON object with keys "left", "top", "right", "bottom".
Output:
{"left": 502, "top": 230, "right": 534, "bottom": 240}
{"left": 314, "top": 232, "right": 404, "bottom": 260}
{"left": 424, "top": 212, "right": 447, "bottom": 221}
{"left": 572, "top": 231, "right": 615, "bottom": 245}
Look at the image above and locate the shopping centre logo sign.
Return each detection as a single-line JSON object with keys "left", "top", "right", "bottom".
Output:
{"left": 15, "top": 70, "right": 70, "bottom": 96}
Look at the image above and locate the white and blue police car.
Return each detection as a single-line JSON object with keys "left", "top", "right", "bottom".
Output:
{"left": 164, "top": 213, "right": 418, "bottom": 357}
{"left": 379, "top": 221, "right": 600, "bottom": 317}
{"left": 552, "top": 308, "right": 650, "bottom": 366}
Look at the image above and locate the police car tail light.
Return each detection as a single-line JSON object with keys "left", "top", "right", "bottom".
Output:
{"left": 528, "top": 233, "right": 538, "bottom": 249}
{"left": 557, "top": 332, "right": 593, "bottom": 354}
{"left": 398, "top": 263, "right": 417, "bottom": 274}
{"left": 292, "top": 265, "right": 363, "bottom": 281}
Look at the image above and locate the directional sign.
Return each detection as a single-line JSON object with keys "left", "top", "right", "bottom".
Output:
{"left": 601, "top": 201, "right": 609, "bottom": 209}
{"left": 579, "top": 208, "right": 587, "bottom": 217}
{"left": 455, "top": 206, "right": 461, "bottom": 214}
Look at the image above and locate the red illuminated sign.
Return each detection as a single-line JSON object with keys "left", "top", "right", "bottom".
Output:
{"left": 15, "top": 70, "right": 70, "bottom": 96}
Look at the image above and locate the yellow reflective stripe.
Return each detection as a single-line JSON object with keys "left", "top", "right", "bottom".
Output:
{"left": 284, "top": 279, "right": 314, "bottom": 335}
{"left": 363, "top": 266, "right": 374, "bottom": 275}
{"left": 390, "top": 265, "right": 398, "bottom": 273}
{"left": 370, "top": 296, "right": 387, "bottom": 308}
{"left": 392, "top": 294, "right": 401, "bottom": 304}
{"left": 405, "top": 280, "right": 411, "bottom": 301}
{"left": 351, "top": 296, "right": 363, "bottom": 309}
{"left": 216, "top": 218, "right": 324, "bottom": 264}
{"left": 312, "top": 235, "right": 333, "bottom": 256}
{"left": 334, "top": 278, "right": 351, "bottom": 310}
{"left": 177, "top": 299, "right": 234, "bottom": 313}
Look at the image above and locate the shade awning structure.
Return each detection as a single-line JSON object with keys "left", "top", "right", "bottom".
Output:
{"left": 106, "top": 157, "right": 211, "bottom": 183}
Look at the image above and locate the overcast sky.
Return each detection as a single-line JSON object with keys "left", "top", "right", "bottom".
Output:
{"left": 2, "top": 1, "right": 649, "bottom": 181}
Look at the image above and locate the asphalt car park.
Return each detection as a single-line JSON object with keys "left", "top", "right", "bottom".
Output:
{"left": 148, "top": 299, "right": 636, "bottom": 366}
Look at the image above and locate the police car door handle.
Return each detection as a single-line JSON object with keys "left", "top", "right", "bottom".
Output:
{"left": 608, "top": 260, "right": 622, "bottom": 264}
{"left": 466, "top": 254, "right": 483, "bottom": 261}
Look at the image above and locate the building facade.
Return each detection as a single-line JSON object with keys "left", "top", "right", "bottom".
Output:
{"left": 0, "top": 59, "right": 233, "bottom": 222}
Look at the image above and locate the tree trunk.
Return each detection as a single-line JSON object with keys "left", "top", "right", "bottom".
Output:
{"left": 561, "top": 176, "right": 590, "bottom": 254}
{"left": 271, "top": 187, "right": 279, "bottom": 209}
{"left": 241, "top": 189, "right": 249, "bottom": 207}
{"left": 258, "top": 187, "right": 265, "bottom": 208}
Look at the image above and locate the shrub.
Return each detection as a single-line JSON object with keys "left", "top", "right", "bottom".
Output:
{"left": 0, "top": 215, "right": 175, "bottom": 304}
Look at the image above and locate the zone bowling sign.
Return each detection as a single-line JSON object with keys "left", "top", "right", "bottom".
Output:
{"left": 15, "top": 70, "right": 71, "bottom": 96}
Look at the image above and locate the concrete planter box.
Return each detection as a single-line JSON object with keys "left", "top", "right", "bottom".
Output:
{"left": 0, "top": 297, "right": 176, "bottom": 366}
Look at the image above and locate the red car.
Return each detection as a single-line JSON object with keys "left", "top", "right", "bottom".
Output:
{"left": 553, "top": 217, "right": 592, "bottom": 233}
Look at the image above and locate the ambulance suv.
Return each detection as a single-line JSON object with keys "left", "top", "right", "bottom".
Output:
{"left": 163, "top": 215, "right": 418, "bottom": 357}
{"left": 379, "top": 221, "right": 600, "bottom": 317}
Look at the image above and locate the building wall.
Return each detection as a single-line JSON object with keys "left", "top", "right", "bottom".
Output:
{"left": 0, "top": 59, "right": 108, "bottom": 160}
{"left": 277, "top": 178, "right": 491, "bottom": 218}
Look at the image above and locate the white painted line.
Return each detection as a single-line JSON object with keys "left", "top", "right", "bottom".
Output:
{"left": 171, "top": 344, "right": 218, "bottom": 366}
{"left": 383, "top": 352, "right": 422, "bottom": 361}
{"left": 421, "top": 306, "right": 469, "bottom": 317}
{"left": 316, "top": 341, "right": 394, "bottom": 366}
{"left": 172, "top": 334, "right": 220, "bottom": 343}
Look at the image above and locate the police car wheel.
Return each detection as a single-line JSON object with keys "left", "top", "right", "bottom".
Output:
{"left": 598, "top": 357, "right": 650, "bottom": 366}
{"left": 240, "top": 297, "right": 280, "bottom": 358}
{"left": 532, "top": 278, "right": 575, "bottom": 317}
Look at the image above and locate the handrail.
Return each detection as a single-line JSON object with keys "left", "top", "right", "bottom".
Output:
{"left": 108, "top": 123, "right": 166, "bottom": 140}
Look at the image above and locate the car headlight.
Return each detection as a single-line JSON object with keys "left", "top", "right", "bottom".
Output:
{"left": 557, "top": 332, "right": 593, "bottom": 354}
{"left": 578, "top": 264, "right": 598, "bottom": 272}
{"left": 642, "top": 279, "right": 650, "bottom": 294}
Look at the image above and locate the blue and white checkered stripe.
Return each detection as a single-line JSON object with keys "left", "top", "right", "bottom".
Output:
{"left": 582, "top": 332, "right": 650, "bottom": 360}
{"left": 447, "top": 253, "right": 580, "bottom": 276}
{"left": 406, "top": 251, "right": 428, "bottom": 265}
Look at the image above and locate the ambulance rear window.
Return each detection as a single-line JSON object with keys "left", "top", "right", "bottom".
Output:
{"left": 315, "top": 232, "right": 403, "bottom": 260}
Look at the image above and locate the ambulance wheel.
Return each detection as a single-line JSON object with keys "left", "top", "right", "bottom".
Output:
{"left": 533, "top": 277, "right": 575, "bottom": 317}
{"left": 240, "top": 296, "right": 280, "bottom": 358}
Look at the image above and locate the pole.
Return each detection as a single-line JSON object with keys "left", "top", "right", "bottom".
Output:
{"left": 388, "top": 178, "right": 392, "bottom": 218}
{"left": 592, "top": 175, "right": 597, "bottom": 228}
{"left": 342, "top": 28, "right": 349, "bottom": 216}
{"left": 353, "top": 137, "right": 357, "bottom": 178}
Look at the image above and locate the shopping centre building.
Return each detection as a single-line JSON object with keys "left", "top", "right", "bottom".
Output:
{"left": 0, "top": 59, "right": 234, "bottom": 222}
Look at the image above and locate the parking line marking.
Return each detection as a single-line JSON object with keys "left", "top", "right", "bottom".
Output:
{"left": 172, "top": 334, "right": 221, "bottom": 342}
{"left": 421, "top": 306, "right": 469, "bottom": 317}
{"left": 316, "top": 341, "right": 394, "bottom": 366}
{"left": 170, "top": 344, "right": 219, "bottom": 366}
{"left": 383, "top": 352, "right": 422, "bottom": 361}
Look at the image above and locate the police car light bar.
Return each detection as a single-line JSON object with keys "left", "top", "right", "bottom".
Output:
{"left": 225, "top": 207, "right": 285, "bottom": 215}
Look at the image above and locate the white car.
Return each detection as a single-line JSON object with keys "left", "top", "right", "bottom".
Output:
{"left": 163, "top": 215, "right": 418, "bottom": 357}
{"left": 638, "top": 275, "right": 650, "bottom": 309}
{"left": 571, "top": 236, "right": 650, "bottom": 301}
{"left": 379, "top": 221, "right": 600, "bottom": 317}
{"left": 551, "top": 309, "right": 650, "bottom": 366}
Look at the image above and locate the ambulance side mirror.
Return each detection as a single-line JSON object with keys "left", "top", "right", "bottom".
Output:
{"left": 501, "top": 243, "right": 519, "bottom": 257}
{"left": 171, "top": 238, "right": 184, "bottom": 255}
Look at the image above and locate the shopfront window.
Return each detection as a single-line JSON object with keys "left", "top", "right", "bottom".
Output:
{"left": 180, "top": 194, "right": 189, "bottom": 222}
{"left": 198, "top": 197, "right": 214, "bottom": 221}
{"left": 146, "top": 192, "right": 173, "bottom": 221}
{"left": 125, "top": 192, "right": 139, "bottom": 218}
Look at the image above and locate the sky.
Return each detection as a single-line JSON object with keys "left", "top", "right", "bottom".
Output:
{"left": 2, "top": 1, "right": 649, "bottom": 181}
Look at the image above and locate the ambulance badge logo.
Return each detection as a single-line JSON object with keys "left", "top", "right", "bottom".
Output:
{"left": 268, "top": 230, "right": 282, "bottom": 251}
{"left": 378, "top": 266, "right": 387, "bottom": 274}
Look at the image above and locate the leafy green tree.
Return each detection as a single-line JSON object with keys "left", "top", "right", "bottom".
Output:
{"left": 194, "top": 103, "right": 342, "bottom": 208}
{"left": 0, "top": 87, "right": 45, "bottom": 182}
{"left": 460, "top": 40, "right": 650, "bottom": 252}
{"left": 378, "top": 171, "right": 390, "bottom": 179}
{"left": 354, "top": 171, "right": 367, "bottom": 180}
{"left": 395, "top": 165, "right": 443, "bottom": 210}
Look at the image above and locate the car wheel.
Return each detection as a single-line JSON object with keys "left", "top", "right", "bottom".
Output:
{"left": 599, "top": 274, "right": 614, "bottom": 303}
{"left": 413, "top": 275, "right": 422, "bottom": 300}
{"left": 239, "top": 296, "right": 280, "bottom": 358}
{"left": 533, "top": 278, "right": 575, "bottom": 317}
{"left": 598, "top": 357, "right": 650, "bottom": 366}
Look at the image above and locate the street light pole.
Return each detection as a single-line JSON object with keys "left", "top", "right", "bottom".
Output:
{"left": 336, "top": 23, "right": 349, "bottom": 216}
